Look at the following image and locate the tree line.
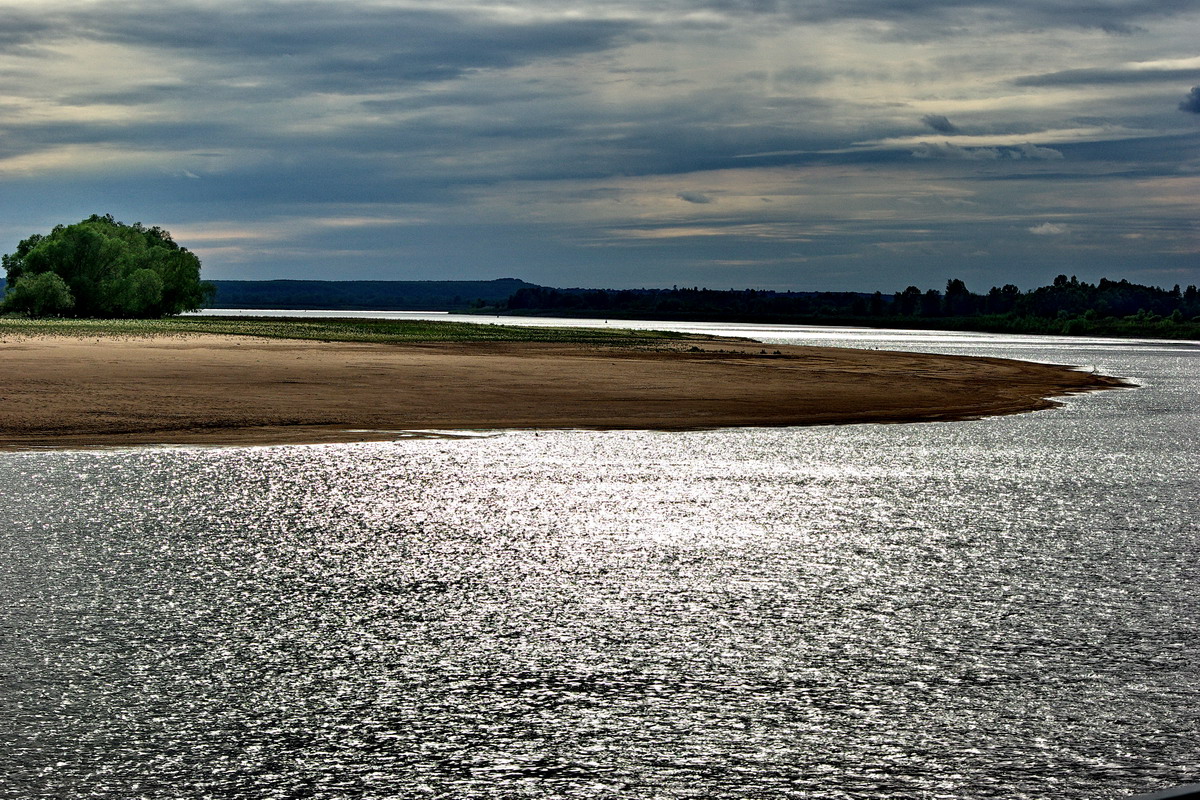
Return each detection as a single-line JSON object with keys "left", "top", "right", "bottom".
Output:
{"left": 503, "top": 276, "right": 1200, "bottom": 338}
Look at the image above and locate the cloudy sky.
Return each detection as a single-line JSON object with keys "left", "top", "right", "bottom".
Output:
{"left": 1, "top": 0, "right": 1197, "bottom": 292}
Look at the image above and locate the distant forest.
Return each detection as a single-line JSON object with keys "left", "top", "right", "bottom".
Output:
{"left": 197, "top": 274, "right": 1200, "bottom": 339}
{"left": 503, "top": 276, "right": 1200, "bottom": 339}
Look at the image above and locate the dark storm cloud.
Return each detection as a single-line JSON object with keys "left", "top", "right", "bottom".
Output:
{"left": 1015, "top": 66, "right": 1200, "bottom": 87}
{"left": 921, "top": 115, "right": 960, "bottom": 134}
{"left": 1181, "top": 87, "right": 1200, "bottom": 113}
{"left": 677, "top": 192, "right": 714, "bottom": 204}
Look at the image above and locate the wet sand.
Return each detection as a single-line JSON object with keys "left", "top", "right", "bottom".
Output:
{"left": 0, "top": 334, "right": 1126, "bottom": 450}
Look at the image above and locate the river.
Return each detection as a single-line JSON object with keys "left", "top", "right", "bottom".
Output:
{"left": 2, "top": 318, "right": 1197, "bottom": 799}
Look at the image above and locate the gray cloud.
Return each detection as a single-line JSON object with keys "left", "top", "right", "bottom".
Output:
{"left": 1181, "top": 87, "right": 1200, "bottom": 113}
{"left": 912, "top": 142, "right": 1001, "bottom": 160}
{"left": 0, "top": 0, "right": 1197, "bottom": 291}
{"left": 912, "top": 141, "right": 1064, "bottom": 161}
{"left": 691, "top": 0, "right": 1197, "bottom": 36}
{"left": 86, "top": 3, "right": 631, "bottom": 59}
{"left": 921, "top": 114, "right": 960, "bottom": 134}
{"left": 0, "top": 2, "right": 651, "bottom": 186}
{"left": 18, "top": 0, "right": 1190, "bottom": 70}
{"left": 1012, "top": 143, "right": 1064, "bottom": 160}
{"left": 14, "top": 4, "right": 637, "bottom": 99}
{"left": 771, "top": 66, "right": 837, "bottom": 85}
{"left": 0, "top": 10, "right": 57, "bottom": 54}
{"left": 1016, "top": 66, "right": 1200, "bottom": 87}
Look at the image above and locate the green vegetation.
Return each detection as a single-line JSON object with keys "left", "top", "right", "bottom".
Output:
{"left": 504, "top": 276, "right": 1200, "bottom": 339}
{"left": 2, "top": 272, "right": 75, "bottom": 317}
{"left": 0, "top": 315, "right": 693, "bottom": 347}
{"left": 2, "top": 214, "right": 213, "bottom": 318}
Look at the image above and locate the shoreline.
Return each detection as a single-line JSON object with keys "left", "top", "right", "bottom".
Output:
{"left": 0, "top": 334, "right": 1127, "bottom": 451}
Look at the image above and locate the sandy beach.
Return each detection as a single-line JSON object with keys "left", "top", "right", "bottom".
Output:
{"left": 0, "top": 334, "right": 1125, "bottom": 449}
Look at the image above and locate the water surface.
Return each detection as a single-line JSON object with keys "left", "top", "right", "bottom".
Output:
{"left": 2, "top": 325, "right": 1196, "bottom": 799}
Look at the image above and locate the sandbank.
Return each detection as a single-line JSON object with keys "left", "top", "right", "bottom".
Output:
{"left": 0, "top": 334, "right": 1125, "bottom": 450}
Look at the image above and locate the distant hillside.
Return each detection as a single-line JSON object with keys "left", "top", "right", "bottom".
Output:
{"left": 208, "top": 278, "right": 538, "bottom": 310}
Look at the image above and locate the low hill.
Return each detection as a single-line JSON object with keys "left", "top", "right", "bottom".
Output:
{"left": 208, "top": 278, "right": 538, "bottom": 311}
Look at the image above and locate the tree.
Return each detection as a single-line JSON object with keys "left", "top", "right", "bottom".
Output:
{"left": 3, "top": 272, "right": 75, "bottom": 317}
{"left": 944, "top": 278, "right": 975, "bottom": 316}
{"left": 2, "top": 214, "right": 214, "bottom": 318}
{"left": 985, "top": 284, "right": 1021, "bottom": 314}
{"left": 920, "top": 288, "right": 943, "bottom": 316}
{"left": 895, "top": 285, "right": 922, "bottom": 316}
{"left": 868, "top": 291, "right": 885, "bottom": 316}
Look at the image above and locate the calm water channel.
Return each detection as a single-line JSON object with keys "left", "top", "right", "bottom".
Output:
{"left": 2, "top": 319, "right": 1197, "bottom": 799}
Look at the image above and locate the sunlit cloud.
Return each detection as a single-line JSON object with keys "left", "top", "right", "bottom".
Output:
{"left": 1028, "top": 222, "right": 1068, "bottom": 235}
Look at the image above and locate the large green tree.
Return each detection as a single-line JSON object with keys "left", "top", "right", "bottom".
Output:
{"left": 2, "top": 214, "right": 214, "bottom": 318}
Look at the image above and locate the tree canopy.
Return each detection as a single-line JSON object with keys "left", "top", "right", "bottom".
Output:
{"left": 2, "top": 214, "right": 213, "bottom": 318}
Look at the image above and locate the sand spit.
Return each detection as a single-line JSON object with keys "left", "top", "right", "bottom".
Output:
{"left": 0, "top": 335, "right": 1126, "bottom": 450}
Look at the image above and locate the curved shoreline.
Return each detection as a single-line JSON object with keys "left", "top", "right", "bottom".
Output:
{"left": 0, "top": 334, "right": 1127, "bottom": 450}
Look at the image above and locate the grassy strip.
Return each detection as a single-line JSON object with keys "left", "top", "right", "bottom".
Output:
{"left": 0, "top": 315, "right": 697, "bottom": 347}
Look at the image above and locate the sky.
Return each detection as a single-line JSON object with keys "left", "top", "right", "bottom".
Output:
{"left": 0, "top": 0, "right": 1197, "bottom": 293}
